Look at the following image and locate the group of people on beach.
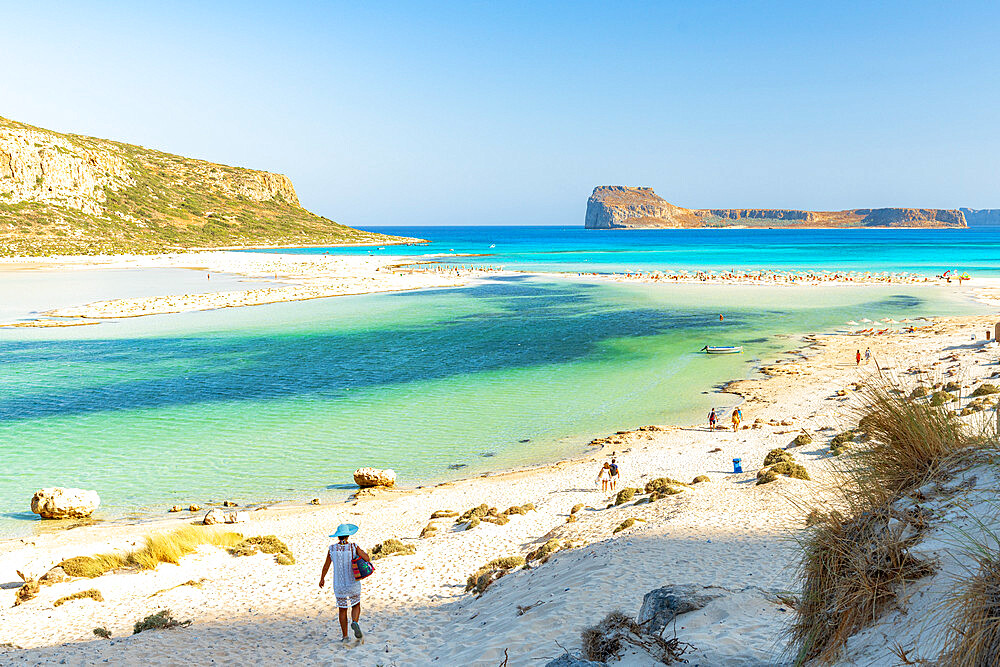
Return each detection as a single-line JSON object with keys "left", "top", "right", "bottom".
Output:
{"left": 855, "top": 347, "right": 872, "bottom": 366}
{"left": 582, "top": 269, "right": 932, "bottom": 285}
{"left": 707, "top": 406, "right": 742, "bottom": 431}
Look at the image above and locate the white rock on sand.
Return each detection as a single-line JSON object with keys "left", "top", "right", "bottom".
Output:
{"left": 30, "top": 488, "right": 100, "bottom": 519}
{"left": 353, "top": 467, "right": 396, "bottom": 488}
{"left": 202, "top": 509, "right": 248, "bottom": 525}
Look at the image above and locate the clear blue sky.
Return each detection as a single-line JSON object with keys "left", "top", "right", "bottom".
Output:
{"left": 3, "top": 1, "right": 998, "bottom": 225}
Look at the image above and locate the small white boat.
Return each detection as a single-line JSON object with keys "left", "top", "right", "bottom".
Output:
{"left": 702, "top": 345, "right": 743, "bottom": 354}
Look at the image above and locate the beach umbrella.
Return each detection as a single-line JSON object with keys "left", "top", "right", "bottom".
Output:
{"left": 901, "top": 318, "right": 913, "bottom": 323}
{"left": 846, "top": 320, "right": 860, "bottom": 326}
{"left": 861, "top": 318, "right": 873, "bottom": 323}
{"left": 883, "top": 318, "right": 897, "bottom": 324}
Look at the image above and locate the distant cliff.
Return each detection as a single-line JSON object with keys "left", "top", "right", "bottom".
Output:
{"left": 0, "top": 115, "right": 412, "bottom": 255}
{"left": 585, "top": 186, "right": 968, "bottom": 230}
{"left": 960, "top": 208, "right": 1000, "bottom": 226}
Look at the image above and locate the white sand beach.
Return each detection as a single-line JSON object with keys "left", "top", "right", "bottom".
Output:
{"left": 0, "top": 252, "right": 479, "bottom": 324}
{"left": 3, "top": 310, "right": 998, "bottom": 665}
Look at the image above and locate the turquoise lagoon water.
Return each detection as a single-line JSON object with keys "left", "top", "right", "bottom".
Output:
{"left": 1, "top": 226, "right": 997, "bottom": 538}
{"left": 267, "top": 226, "right": 1000, "bottom": 277}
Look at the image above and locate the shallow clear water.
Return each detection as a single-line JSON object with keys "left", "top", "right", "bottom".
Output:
{"left": 0, "top": 268, "right": 987, "bottom": 538}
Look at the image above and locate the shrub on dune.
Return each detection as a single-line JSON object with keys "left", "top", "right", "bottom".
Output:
{"left": 228, "top": 535, "right": 294, "bottom": 564}
{"left": 133, "top": 609, "right": 191, "bottom": 634}
{"left": 970, "top": 383, "right": 999, "bottom": 397}
{"left": 370, "top": 538, "right": 416, "bottom": 559}
{"left": 465, "top": 556, "right": 525, "bottom": 595}
{"left": 644, "top": 477, "right": 684, "bottom": 494}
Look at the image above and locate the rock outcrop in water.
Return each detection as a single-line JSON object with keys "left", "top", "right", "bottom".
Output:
{"left": 960, "top": 208, "right": 1000, "bottom": 226}
{"left": 0, "top": 115, "right": 413, "bottom": 255}
{"left": 585, "top": 186, "right": 967, "bottom": 229}
{"left": 30, "top": 487, "right": 100, "bottom": 519}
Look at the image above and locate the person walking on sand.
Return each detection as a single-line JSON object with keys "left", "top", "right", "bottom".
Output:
{"left": 597, "top": 462, "right": 612, "bottom": 494}
{"left": 864, "top": 348, "right": 871, "bottom": 364}
{"left": 319, "top": 523, "right": 370, "bottom": 646}
{"left": 731, "top": 407, "right": 742, "bottom": 432}
{"left": 708, "top": 408, "right": 718, "bottom": 430}
{"left": 856, "top": 350, "right": 861, "bottom": 366}
{"left": 609, "top": 457, "right": 620, "bottom": 492}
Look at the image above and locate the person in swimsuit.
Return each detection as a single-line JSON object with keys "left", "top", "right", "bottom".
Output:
{"left": 708, "top": 408, "right": 718, "bottom": 430}
{"left": 319, "top": 523, "right": 371, "bottom": 645}
{"left": 609, "top": 458, "right": 620, "bottom": 492}
{"left": 597, "top": 462, "right": 612, "bottom": 494}
{"left": 731, "top": 408, "right": 741, "bottom": 432}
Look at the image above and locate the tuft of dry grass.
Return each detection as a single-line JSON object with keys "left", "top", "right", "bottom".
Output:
{"left": 789, "top": 380, "right": 969, "bottom": 663}
{"left": 93, "top": 627, "right": 111, "bottom": 639}
{"left": 430, "top": 510, "right": 458, "bottom": 519}
{"left": 419, "top": 523, "right": 438, "bottom": 538}
{"left": 370, "top": 538, "right": 416, "bottom": 559}
{"left": 59, "top": 527, "right": 243, "bottom": 578}
{"left": 147, "top": 579, "right": 207, "bottom": 598}
{"left": 571, "top": 503, "right": 584, "bottom": 514}
{"left": 692, "top": 475, "right": 710, "bottom": 484}
{"left": 764, "top": 448, "right": 794, "bottom": 466}
{"left": 54, "top": 588, "right": 103, "bottom": 607}
{"left": 13, "top": 580, "right": 39, "bottom": 606}
{"left": 582, "top": 610, "right": 691, "bottom": 663}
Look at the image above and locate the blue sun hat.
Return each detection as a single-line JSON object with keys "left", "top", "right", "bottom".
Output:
{"left": 330, "top": 523, "right": 359, "bottom": 538}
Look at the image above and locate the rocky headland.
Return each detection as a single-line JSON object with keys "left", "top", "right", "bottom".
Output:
{"left": 586, "top": 185, "right": 968, "bottom": 229}
{"left": 0, "top": 116, "right": 415, "bottom": 255}
{"left": 960, "top": 207, "right": 1000, "bottom": 226}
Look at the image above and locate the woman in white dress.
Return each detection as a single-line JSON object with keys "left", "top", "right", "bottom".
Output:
{"left": 319, "top": 523, "right": 371, "bottom": 644}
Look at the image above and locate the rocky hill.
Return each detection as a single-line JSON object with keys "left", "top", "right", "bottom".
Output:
{"left": 0, "top": 116, "right": 412, "bottom": 255}
{"left": 586, "top": 186, "right": 968, "bottom": 229}
{"left": 960, "top": 208, "right": 1000, "bottom": 226}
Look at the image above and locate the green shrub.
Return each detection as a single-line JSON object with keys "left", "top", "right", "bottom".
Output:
{"left": 909, "top": 386, "right": 929, "bottom": 399}
{"left": 133, "top": 609, "right": 191, "bottom": 634}
{"left": 971, "top": 384, "right": 999, "bottom": 397}
{"left": 228, "top": 536, "right": 294, "bottom": 564}
{"left": 644, "top": 477, "right": 684, "bottom": 494}
{"left": 930, "top": 391, "right": 956, "bottom": 406}
{"left": 613, "top": 518, "right": 645, "bottom": 534}
{"left": 370, "top": 539, "right": 416, "bottom": 560}
{"left": 527, "top": 539, "right": 561, "bottom": 563}
{"left": 943, "top": 381, "right": 962, "bottom": 393}
{"left": 419, "top": 524, "right": 437, "bottom": 538}
{"left": 502, "top": 503, "right": 535, "bottom": 516}
{"left": 614, "top": 488, "right": 637, "bottom": 505}
{"left": 792, "top": 434, "right": 813, "bottom": 447}
{"left": 692, "top": 475, "right": 710, "bottom": 484}
{"left": 93, "top": 627, "right": 111, "bottom": 639}
{"left": 465, "top": 556, "right": 525, "bottom": 594}
{"left": 763, "top": 448, "right": 793, "bottom": 466}
{"left": 756, "top": 460, "right": 811, "bottom": 485}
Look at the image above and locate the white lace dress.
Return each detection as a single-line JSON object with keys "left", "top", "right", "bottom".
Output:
{"left": 329, "top": 542, "right": 362, "bottom": 609}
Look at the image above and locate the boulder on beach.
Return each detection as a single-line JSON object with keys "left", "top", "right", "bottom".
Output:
{"left": 30, "top": 487, "right": 100, "bottom": 519}
{"left": 354, "top": 467, "right": 396, "bottom": 488}
{"left": 637, "top": 584, "right": 724, "bottom": 634}
{"left": 203, "top": 508, "right": 248, "bottom": 525}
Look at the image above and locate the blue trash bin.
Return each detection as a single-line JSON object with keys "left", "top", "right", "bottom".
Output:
{"left": 732, "top": 458, "right": 742, "bottom": 473}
